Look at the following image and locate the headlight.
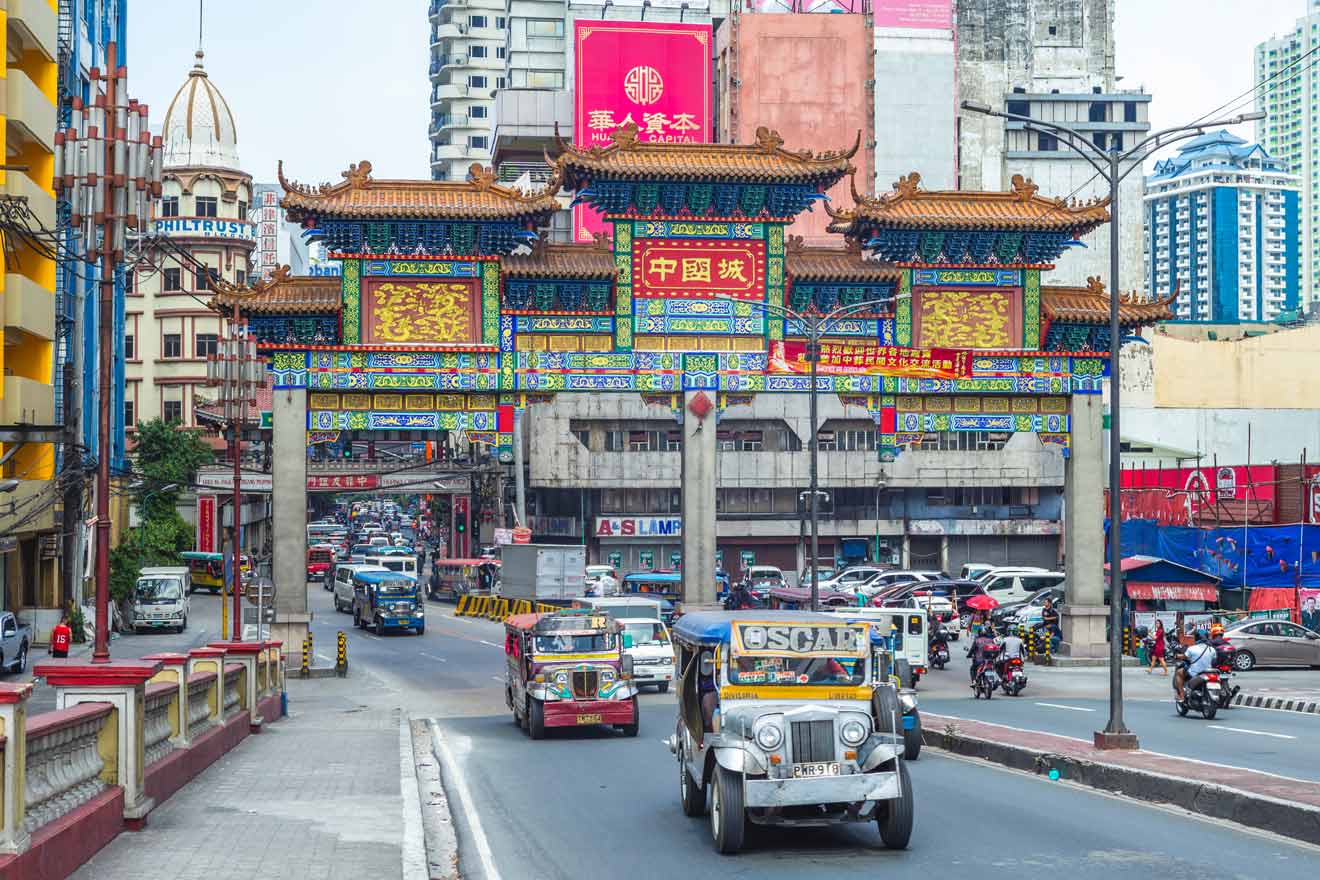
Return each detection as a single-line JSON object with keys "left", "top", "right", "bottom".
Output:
{"left": 601, "top": 669, "right": 616, "bottom": 683}
{"left": 840, "top": 719, "right": 868, "bottom": 746}
{"left": 754, "top": 723, "right": 783, "bottom": 751}
{"left": 553, "top": 671, "right": 569, "bottom": 686}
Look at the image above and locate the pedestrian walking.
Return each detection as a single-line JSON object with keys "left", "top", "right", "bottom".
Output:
{"left": 1148, "top": 619, "right": 1168, "bottom": 675}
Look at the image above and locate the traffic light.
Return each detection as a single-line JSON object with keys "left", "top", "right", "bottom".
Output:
{"left": 343, "top": 441, "right": 353, "bottom": 459}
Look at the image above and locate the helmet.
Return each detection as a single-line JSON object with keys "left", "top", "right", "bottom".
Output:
{"left": 1194, "top": 628, "right": 1210, "bottom": 643}
{"left": 1210, "top": 622, "right": 1224, "bottom": 637}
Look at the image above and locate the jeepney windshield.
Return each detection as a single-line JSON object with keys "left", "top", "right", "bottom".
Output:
{"left": 135, "top": 578, "right": 184, "bottom": 604}
{"left": 728, "top": 655, "right": 866, "bottom": 686}
{"left": 533, "top": 632, "right": 616, "bottom": 654}
{"left": 621, "top": 621, "right": 669, "bottom": 646}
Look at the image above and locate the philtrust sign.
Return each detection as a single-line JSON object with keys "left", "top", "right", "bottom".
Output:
{"left": 594, "top": 516, "right": 682, "bottom": 538}
{"left": 153, "top": 218, "right": 257, "bottom": 242}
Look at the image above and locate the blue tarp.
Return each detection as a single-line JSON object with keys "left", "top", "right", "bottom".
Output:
{"left": 1114, "top": 519, "right": 1320, "bottom": 589}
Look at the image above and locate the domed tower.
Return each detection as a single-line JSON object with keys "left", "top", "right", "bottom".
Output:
{"left": 128, "top": 50, "right": 256, "bottom": 433}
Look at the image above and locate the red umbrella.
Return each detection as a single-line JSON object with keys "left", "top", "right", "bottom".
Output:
{"left": 965, "top": 593, "right": 999, "bottom": 611}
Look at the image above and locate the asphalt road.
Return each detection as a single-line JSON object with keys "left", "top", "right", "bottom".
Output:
{"left": 305, "top": 587, "right": 1320, "bottom": 878}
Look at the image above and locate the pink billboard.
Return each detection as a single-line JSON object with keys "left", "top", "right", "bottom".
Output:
{"left": 573, "top": 21, "right": 712, "bottom": 243}
{"left": 873, "top": 0, "right": 952, "bottom": 29}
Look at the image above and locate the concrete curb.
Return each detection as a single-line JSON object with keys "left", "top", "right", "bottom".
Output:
{"left": 411, "top": 719, "right": 458, "bottom": 880}
{"left": 921, "top": 721, "right": 1320, "bottom": 846}
{"left": 1233, "top": 693, "right": 1320, "bottom": 715}
{"left": 300, "top": 666, "right": 344, "bottom": 679}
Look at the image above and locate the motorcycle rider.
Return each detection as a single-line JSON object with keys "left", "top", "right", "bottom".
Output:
{"left": 967, "top": 624, "right": 1000, "bottom": 683}
{"left": 1173, "top": 628, "right": 1216, "bottom": 702}
{"left": 996, "top": 628, "right": 1025, "bottom": 680}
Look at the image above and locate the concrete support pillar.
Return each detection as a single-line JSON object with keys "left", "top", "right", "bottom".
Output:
{"left": 271, "top": 388, "right": 310, "bottom": 650}
{"left": 35, "top": 659, "right": 164, "bottom": 825}
{"left": 680, "top": 390, "right": 717, "bottom": 607}
{"left": 0, "top": 683, "right": 32, "bottom": 854}
{"left": 211, "top": 641, "right": 264, "bottom": 731}
{"left": 1062, "top": 394, "right": 1108, "bottom": 657}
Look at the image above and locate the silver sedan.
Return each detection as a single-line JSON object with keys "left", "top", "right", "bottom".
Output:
{"left": 1224, "top": 620, "right": 1320, "bottom": 670}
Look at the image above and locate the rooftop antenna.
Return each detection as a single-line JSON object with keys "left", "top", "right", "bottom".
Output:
{"left": 197, "top": 0, "right": 205, "bottom": 61}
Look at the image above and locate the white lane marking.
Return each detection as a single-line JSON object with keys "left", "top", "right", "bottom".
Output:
{"left": 419, "top": 652, "right": 448, "bottom": 663}
{"left": 1034, "top": 702, "right": 1097, "bottom": 712}
{"left": 399, "top": 717, "right": 428, "bottom": 880}
{"left": 1207, "top": 724, "right": 1297, "bottom": 740}
{"left": 490, "top": 676, "right": 504, "bottom": 683}
{"left": 429, "top": 720, "right": 503, "bottom": 880}
{"left": 478, "top": 640, "right": 502, "bottom": 649}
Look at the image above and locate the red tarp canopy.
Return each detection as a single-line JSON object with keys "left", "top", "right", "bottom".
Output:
{"left": 1125, "top": 583, "right": 1218, "bottom": 602}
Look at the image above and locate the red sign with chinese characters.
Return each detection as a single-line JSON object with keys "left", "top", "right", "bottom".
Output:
{"left": 196, "top": 495, "right": 216, "bottom": 553}
{"left": 308, "top": 474, "right": 380, "bottom": 491}
{"left": 769, "top": 341, "right": 970, "bottom": 378}
{"left": 632, "top": 238, "right": 766, "bottom": 300}
{"left": 573, "top": 21, "right": 713, "bottom": 243}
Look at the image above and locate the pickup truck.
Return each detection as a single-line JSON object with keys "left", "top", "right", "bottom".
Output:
{"left": 0, "top": 612, "right": 30, "bottom": 674}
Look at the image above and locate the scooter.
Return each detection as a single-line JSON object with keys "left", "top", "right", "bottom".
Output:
{"left": 929, "top": 627, "right": 951, "bottom": 670}
{"left": 998, "top": 656, "right": 1028, "bottom": 696}
{"left": 1175, "top": 670, "right": 1222, "bottom": 720}
{"left": 971, "top": 644, "right": 1002, "bottom": 699}
{"left": 1213, "top": 643, "right": 1241, "bottom": 709}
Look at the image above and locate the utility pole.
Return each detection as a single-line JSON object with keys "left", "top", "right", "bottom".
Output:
{"left": 53, "top": 45, "right": 162, "bottom": 662}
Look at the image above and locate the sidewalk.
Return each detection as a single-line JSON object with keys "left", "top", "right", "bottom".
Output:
{"left": 72, "top": 678, "right": 413, "bottom": 880}
{"left": 924, "top": 711, "right": 1320, "bottom": 845}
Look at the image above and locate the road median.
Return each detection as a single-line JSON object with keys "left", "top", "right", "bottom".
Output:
{"left": 921, "top": 711, "right": 1320, "bottom": 846}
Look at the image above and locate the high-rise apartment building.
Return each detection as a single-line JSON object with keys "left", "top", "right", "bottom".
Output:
{"left": 428, "top": 0, "right": 509, "bottom": 181}
{"left": 1145, "top": 131, "right": 1300, "bottom": 323}
{"left": 1255, "top": 0, "right": 1320, "bottom": 310}
{"left": 956, "top": 0, "right": 1150, "bottom": 290}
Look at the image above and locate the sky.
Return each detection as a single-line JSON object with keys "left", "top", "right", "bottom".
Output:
{"left": 127, "top": 0, "right": 1313, "bottom": 184}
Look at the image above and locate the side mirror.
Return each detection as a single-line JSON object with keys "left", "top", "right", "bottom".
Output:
{"left": 622, "top": 633, "right": 634, "bottom": 649}
{"left": 699, "top": 654, "right": 714, "bottom": 678}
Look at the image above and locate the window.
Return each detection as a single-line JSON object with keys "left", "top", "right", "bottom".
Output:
{"left": 470, "top": 105, "right": 488, "bottom": 119}
{"left": 163, "top": 400, "right": 183, "bottom": 423}
{"left": 1124, "top": 101, "right": 1137, "bottom": 123}
{"left": 527, "top": 19, "right": 563, "bottom": 36}
{"left": 469, "top": 14, "right": 487, "bottom": 27}
{"left": 124, "top": 271, "right": 135, "bottom": 294}
{"left": 159, "top": 196, "right": 179, "bottom": 218}
{"left": 237, "top": 200, "right": 248, "bottom": 220}
{"left": 1006, "top": 99, "right": 1029, "bottom": 116}
{"left": 496, "top": 16, "right": 506, "bottom": 28}
{"left": 235, "top": 269, "right": 246, "bottom": 287}
{"left": 1088, "top": 102, "right": 1106, "bottom": 122}
{"left": 1092, "top": 133, "right": 1107, "bottom": 151}
{"left": 163, "top": 268, "right": 182, "bottom": 291}
{"left": 195, "top": 196, "right": 218, "bottom": 217}
{"left": 469, "top": 75, "right": 488, "bottom": 88}
{"left": 496, "top": 76, "right": 507, "bottom": 89}
{"left": 1038, "top": 132, "right": 1058, "bottom": 151}
{"left": 196, "top": 267, "right": 216, "bottom": 290}
{"left": 163, "top": 333, "right": 182, "bottom": 359}
{"left": 124, "top": 398, "right": 135, "bottom": 427}
{"left": 526, "top": 71, "right": 563, "bottom": 89}
{"left": 469, "top": 135, "right": 489, "bottom": 149}
{"left": 471, "top": 45, "right": 488, "bottom": 58}
{"left": 195, "top": 333, "right": 218, "bottom": 358}
{"left": 497, "top": 46, "right": 506, "bottom": 60}
{"left": 124, "top": 332, "right": 135, "bottom": 360}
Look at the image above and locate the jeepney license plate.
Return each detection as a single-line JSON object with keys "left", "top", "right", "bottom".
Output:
{"left": 575, "top": 714, "right": 602, "bottom": 725}
{"left": 793, "top": 762, "right": 840, "bottom": 778}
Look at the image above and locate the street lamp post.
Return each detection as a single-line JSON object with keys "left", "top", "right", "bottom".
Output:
{"left": 960, "top": 100, "right": 1264, "bottom": 749}
{"left": 719, "top": 296, "right": 891, "bottom": 611}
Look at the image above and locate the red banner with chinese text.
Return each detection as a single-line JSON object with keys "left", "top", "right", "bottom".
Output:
{"left": 769, "top": 340, "right": 970, "bottom": 378}
{"left": 573, "top": 21, "right": 713, "bottom": 243}
{"left": 632, "top": 238, "right": 765, "bottom": 300}
{"left": 196, "top": 495, "right": 215, "bottom": 553}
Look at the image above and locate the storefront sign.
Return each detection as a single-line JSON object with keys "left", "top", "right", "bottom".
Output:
{"left": 714, "top": 549, "right": 724, "bottom": 568}
{"left": 608, "top": 551, "right": 623, "bottom": 567}
{"left": 639, "top": 550, "right": 654, "bottom": 568}
{"left": 153, "top": 218, "right": 257, "bottom": 241}
{"left": 493, "top": 528, "right": 513, "bottom": 545}
{"left": 769, "top": 340, "right": 969, "bottom": 378}
{"left": 195, "top": 471, "right": 274, "bottom": 492}
{"left": 740, "top": 550, "right": 756, "bottom": 569}
{"left": 594, "top": 516, "right": 682, "bottom": 538}
{"left": 573, "top": 20, "right": 712, "bottom": 242}
{"left": 632, "top": 239, "right": 765, "bottom": 300}
{"left": 196, "top": 495, "right": 216, "bottom": 553}
{"left": 669, "top": 550, "right": 681, "bottom": 569}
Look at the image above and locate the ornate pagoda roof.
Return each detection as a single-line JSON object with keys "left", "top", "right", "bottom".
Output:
{"left": 1042, "top": 277, "right": 1176, "bottom": 326}
{"left": 210, "top": 266, "right": 342, "bottom": 315}
{"left": 502, "top": 240, "right": 615, "bottom": 279}
{"left": 784, "top": 237, "right": 903, "bottom": 282}
{"left": 278, "top": 160, "right": 563, "bottom": 224}
{"left": 551, "top": 122, "right": 858, "bottom": 188}
{"left": 829, "top": 172, "right": 1111, "bottom": 235}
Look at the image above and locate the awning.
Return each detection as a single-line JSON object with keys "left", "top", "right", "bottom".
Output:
{"left": 1126, "top": 583, "right": 1218, "bottom": 602}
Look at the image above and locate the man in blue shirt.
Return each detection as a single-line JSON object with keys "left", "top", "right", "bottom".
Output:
{"left": 1174, "top": 629, "right": 1216, "bottom": 702}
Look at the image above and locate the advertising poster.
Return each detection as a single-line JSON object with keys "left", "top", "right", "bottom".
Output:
{"left": 873, "top": 0, "right": 953, "bottom": 29}
{"left": 573, "top": 21, "right": 712, "bottom": 243}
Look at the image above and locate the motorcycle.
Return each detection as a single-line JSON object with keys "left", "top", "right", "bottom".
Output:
{"left": 971, "top": 644, "right": 1002, "bottom": 699}
{"left": 1175, "top": 670, "right": 1222, "bottom": 720}
{"left": 929, "top": 627, "right": 951, "bottom": 670}
{"left": 1213, "top": 642, "right": 1241, "bottom": 709}
{"left": 998, "top": 656, "right": 1028, "bottom": 696}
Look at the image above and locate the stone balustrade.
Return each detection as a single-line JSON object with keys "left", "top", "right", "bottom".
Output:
{"left": 22, "top": 702, "right": 113, "bottom": 834}
{"left": 0, "top": 642, "right": 289, "bottom": 877}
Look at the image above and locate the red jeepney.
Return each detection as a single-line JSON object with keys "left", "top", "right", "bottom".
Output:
{"left": 504, "top": 610, "right": 640, "bottom": 739}
{"left": 306, "top": 544, "right": 335, "bottom": 583}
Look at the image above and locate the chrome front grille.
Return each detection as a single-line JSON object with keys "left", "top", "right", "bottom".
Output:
{"left": 571, "top": 670, "right": 599, "bottom": 700}
{"left": 790, "top": 720, "right": 835, "bottom": 764}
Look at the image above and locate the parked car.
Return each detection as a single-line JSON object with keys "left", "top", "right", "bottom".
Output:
{"left": 980, "top": 570, "right": 1065, "bottom": 606}
{"left": 0, "top": 612, "right": 30, "bottom": 673}
{"left": 857, "top": 570, "right": 940, "bottom": 599}
{"left": 974, "top": 565, "right": 1048, "bottom": 585}
{"left": 994, "top": 586, "right": 1066, "bottom": 628}
{"left": 1223, "top": 619, "right": 1320, "bottom": 670}
{"left": 960, "top": 562, "right": 996, "bottom": 582}
{"left": 797, "top": 565, "right": 837, "bottom": 588}
{"left": 818, "top": 566, "right": 888, "bottom": 592}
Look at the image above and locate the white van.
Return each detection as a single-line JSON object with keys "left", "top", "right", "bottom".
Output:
{"left": 333, "top": 563, "right": 389, "bottom": 614}
{"left": 367, "top": 553, "right": 418, "bottom": 578}
{"left": 826, "top": 605, "right": 929, "bottom": 687}
{"left": 574, "top": 596, "right": 662, "bottom": 621}
{"left": 616, "top": 617, "right": 676, "bottom": 692}
{"left": 128, "top": 567, "right": 191, "bottom": 634}
{"left": 980, "top": 569, "right": 1064, "bottom": 605}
